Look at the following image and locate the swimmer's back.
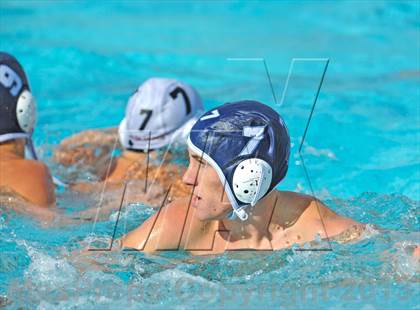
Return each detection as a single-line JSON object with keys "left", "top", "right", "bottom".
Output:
{"left": 0, "top": 159, "right": 55, "bottom": 207}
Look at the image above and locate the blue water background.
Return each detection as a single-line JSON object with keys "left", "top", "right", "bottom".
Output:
{"left": 0, "top": 1, "right": 419, "bottom": 309}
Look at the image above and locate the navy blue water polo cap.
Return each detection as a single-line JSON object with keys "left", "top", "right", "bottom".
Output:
{"left": 187, "top": 100, "right": 290, "bottom": 221}
{"left": 0, "top": 52, "right": 67, "bottom": 187}
{"left": 0, "top": 52, "right": 36, "bottom": 141}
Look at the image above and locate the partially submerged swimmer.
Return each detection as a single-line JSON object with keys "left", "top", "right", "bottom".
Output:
{"left": 55, "top": 78, "right": 204, "bottom": 217}
{"left": 0, "top": 52, "right": 55, "bottom": 210}
{"left": 121, "top": 100, "right": 364, "bottom": 254}
{"left": 0, "top": 139, "right": 55, "bottom": 208}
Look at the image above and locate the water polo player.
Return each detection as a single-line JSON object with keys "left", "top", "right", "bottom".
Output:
{"left": 56, "top": 78, "right": 204, "bottom": 217}
{"left": 0, "top": 52, "right": 56, "bottom": 209}
{"left": 121, "top": 100, "right": 365, "bottom": 254}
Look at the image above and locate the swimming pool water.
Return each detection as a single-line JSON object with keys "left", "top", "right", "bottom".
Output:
{"left": 1, "top": 1, "right": 419, "bottom": 309}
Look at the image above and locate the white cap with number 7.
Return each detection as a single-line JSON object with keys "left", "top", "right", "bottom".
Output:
{"left": 118, "top": 78, "right": 204, "bottom": 151}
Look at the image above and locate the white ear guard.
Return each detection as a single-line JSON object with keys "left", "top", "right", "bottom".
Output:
{"left": 16, "top": 89, "right": 36, "bottom": 133}
{"left": 16, "top": 90, "right": 67, "bottom": 188}
{"left": 118, "top": 118, "right": 128, "bottom": 148}
{"left": 232, "top": 158, "right": 273, "bottom": 206}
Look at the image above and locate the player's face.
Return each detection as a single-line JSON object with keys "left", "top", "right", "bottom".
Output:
{"left": 182, "top": 150, "right": 232, "bottom": 221}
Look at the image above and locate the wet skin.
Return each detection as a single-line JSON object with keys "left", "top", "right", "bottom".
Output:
{"left": 0, "top": 139, "right": 55, "bottom": 208}
{"left": 122, "top": 151, "right": 363, "bottom": 255}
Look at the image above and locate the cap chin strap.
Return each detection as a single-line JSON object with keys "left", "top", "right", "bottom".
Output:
{"left": 26, "top": 137, "right": 67, "bottom": 188}
{"left": 228, "top": 186, "right": 278, "bottom": 221}
{"left": 51, "top": 176, "right": 67, "bottom": 188}
{"left": 0, "top": 132, "right": 67, "bottom": 188}
{"left": 227, "top": 205, "right": 249, "bottom": 221}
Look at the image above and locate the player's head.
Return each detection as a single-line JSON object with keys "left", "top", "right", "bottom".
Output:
{"left": 118, "top": 78, "right": 204, "bottom": 151}
{"left": 183, "top": 100, "right": 290, "bottom": 221}
{"left": 0, "top": 52, "right": 38, "bottom": 159}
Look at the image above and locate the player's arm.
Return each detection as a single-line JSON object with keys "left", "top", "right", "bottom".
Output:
{"left": 53, "top": 127, "right": 120, "bottom": 167}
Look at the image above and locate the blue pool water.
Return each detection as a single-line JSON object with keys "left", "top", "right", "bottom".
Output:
{"left": 1, "top": 1, "right": 419, "bottom": 309}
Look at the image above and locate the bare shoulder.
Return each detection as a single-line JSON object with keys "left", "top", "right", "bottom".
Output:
{"left": 277, "top": 190, "right": 344, "bottom": 219}
{"left": 22, "top": 159, "right": 52, "bottom": 175}
{"left": 0, "top": 159, "right": 55, "bottom": 207}
{"left": 275, "top": 190, "right": 314, "bottom": 207}
{"left": 273, "top": 190, "right": 315, "bottom": 219}
{"left": 21, "top": 160, "right": 55, "bottom": 188}
{"left": 298, "top": 193, "right": 363, "bottom": 239}
{"left": 275, "top": 190, "right": 362, "bottom": 241}
{"left": 121, "top": 198, "right": 193, "bottom": 251}
{"left": 10, "top": 160, "right": 55, "bottom": 206}
{"left": 0, "top": 158, "right": 50, "bottom": 184}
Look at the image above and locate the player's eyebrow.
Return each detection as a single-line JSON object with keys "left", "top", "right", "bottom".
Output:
{"left": 191, "top": 154, "right": 206, "bottom": 164}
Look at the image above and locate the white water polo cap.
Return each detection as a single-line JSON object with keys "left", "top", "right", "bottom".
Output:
{"left": 119, "top": 78, "right": 204, "bottom": 151}
{"left": 188, "top": 100, "right": 290, "bottom": 221}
